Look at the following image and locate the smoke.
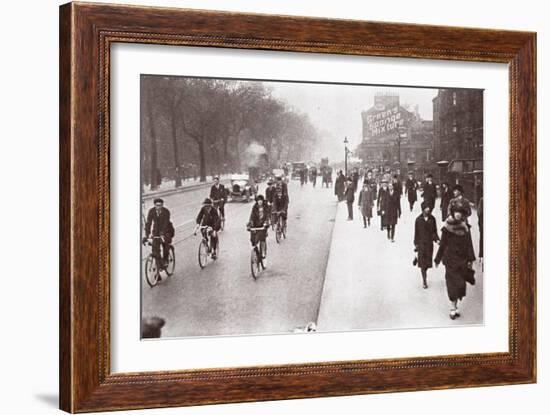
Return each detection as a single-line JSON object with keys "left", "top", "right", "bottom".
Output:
{"left": 244, "top": 142, "right": 267, "bottom": 167}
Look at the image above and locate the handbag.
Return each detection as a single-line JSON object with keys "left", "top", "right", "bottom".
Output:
{"left": 464, "top": 267, "right": 476, "bottom": 285}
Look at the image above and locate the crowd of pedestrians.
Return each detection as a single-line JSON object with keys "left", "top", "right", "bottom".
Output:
{"left": 330, "top": 167, "right": 482, "bottom": 321}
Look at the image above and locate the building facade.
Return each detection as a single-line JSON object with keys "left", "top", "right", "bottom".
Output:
{"left": 355, "top": 92, "right": 434, "bottom": 174}
{"left": 432, "top": 89, "right": 483, "bottom": 162}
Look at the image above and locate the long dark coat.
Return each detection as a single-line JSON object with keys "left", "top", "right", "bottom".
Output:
{"left": 358, "top": 187, "right": 375, "bottom": 218}
{"left": 391, "top": 179, "right": 403, "bottom": 197}
{"left": 405, "top": 178, "right": 418, "bottom": 204}
{"left": 344, "top": 183, "right": 355, "bottom": 203}
{"left": 435, "top": 220, "right": 476, "bottom": 301}
{"left": 380, "top": 190, "right": 401, "bottom": 226}
{"left": 377, "top": 187, "right": 387, "bottom": 213}
{"left": 440, "top": 187, "right": 453, "bottom": 220}
{"left": 414, "top": 214, "right": 439, "bottom": 269}
{"left": 422, "top": 182, "right": 437, "bottom": 208}
{"left": 335, "top": 174, "right": 345, "bottom": 198}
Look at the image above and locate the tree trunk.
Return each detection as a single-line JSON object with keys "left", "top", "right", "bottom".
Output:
{"left": 147, "top": 97, "right": 159, "bottom": 190}
{"left": 170, "top": 112, "right": 182, "bottom": 187}
{"left": 198, "top": 139, "right": 207, "bottom": 182}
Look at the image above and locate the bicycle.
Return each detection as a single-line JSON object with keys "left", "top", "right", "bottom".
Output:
{"left": 195, "top": 225, "right": 218, "bottom": 269}
{"left": 273, "top": 211, "right": 287, "bottom": 243}
{"left": 212, "top": 199, "right": 225, "bottom": 231}
{"left": 143, "top": 236, "right": 175, "bottom": 287}
{"left": 248, "top": 227, "right": 268, "bottom": 280}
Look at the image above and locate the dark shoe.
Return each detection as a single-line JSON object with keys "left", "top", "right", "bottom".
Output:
{"left": 211, "top": 252, "right": 217, "bottom": 260}
{"left": 423, "top": 282, "right": 428, "bottom": 289}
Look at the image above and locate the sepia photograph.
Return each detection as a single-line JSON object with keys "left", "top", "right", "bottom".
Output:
{"left": 140, "top": 75, "right": 484, "bottom": 339}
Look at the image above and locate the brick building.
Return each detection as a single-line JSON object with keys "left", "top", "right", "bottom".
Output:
{"left": 355, "top": 92, "right": 434, "bottom": 174}
{"left": 432, "top": 89, "right": 483, "bottom": 162}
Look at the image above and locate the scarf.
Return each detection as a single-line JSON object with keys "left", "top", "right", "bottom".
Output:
{"left": 443, "top": 216, "right": 469, "bottom": 236}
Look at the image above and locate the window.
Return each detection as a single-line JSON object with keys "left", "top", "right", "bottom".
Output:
{"left": 452, "top": 91, "right": 457, "bottom": 105}
{"left": 452, "top": 120, "right": 458, "bottom": 133}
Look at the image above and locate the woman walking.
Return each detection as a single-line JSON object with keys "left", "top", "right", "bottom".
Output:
{"left": 414, "top": 201, "right": 440, "bottom": 289}
{"left": 434, "top": 206, "right": 476, "bottom": 320}
{"left": 380, "top": 182, "right": 401, "bottom": 242}
{"left": 358, "top": 180, "right": 375, "bottom": 228}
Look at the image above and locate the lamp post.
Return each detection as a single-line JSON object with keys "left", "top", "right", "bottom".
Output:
{"left": 344, "top": 136, "right": 349, "bottom": 177}
{"left": 396, "top": 127, "right": 407, "bottom": 176}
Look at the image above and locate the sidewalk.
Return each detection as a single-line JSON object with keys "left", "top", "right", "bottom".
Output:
{"left": 142, "top": 174, "right": 231, "bottom": 200}
{"left": 317, "top": 197, "right": 483, "bottom": 331}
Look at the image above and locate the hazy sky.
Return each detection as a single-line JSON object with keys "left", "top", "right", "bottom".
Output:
{"left": 269, "top": 81, "right": 438, "bottom": 162}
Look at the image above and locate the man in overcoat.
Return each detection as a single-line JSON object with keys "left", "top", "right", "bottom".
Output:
{"left": 380, "top": 182, "right": 401, "bottom": 242}
{"left": 335, "top": 170, "right": 345, "bottom": 201}
{"left": 405, "top": 172, "right": 418, "bottom": 212}
{"left": 421, "top": 174, "right": 437, "bottom": 210}
{"left": 344, "top": 177, "right": 355, "bottom": 220}
{"left": 358, "top": 180, "right": 375, "bottom": 228}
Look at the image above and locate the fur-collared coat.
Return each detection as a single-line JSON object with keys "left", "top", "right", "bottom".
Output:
{"left": 435, "top": 217, "right": 476, "bottom": 301}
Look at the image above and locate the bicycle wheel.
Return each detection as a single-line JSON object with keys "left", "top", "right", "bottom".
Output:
{"left": 275, "top": 223, "right": 282, "bottom": 243}
{"left": 250, "top": 247, "right": 260, "bottom": 280}
{"left": 145, "top": 254, "right": 160, "bottom": 287}
{"left": 198, "top": 240, "right": 209, "bottom": 269}
{"left": 164, "top": 246, "right": 176, "bottom": 276}
{"left": 259, "top": 240, "right": 267, "bottom": 270}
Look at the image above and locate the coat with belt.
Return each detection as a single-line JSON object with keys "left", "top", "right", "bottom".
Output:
{"left": 379, "top": 190, "right": 401, "bottom": 226}
{"left": 358, "top": 187, "right": 375, "bottom": 218}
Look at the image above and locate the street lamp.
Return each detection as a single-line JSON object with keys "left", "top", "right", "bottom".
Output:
{"left": 396, "top": 127, "right": 407, "bottom": 176}
{"left": 344, "top": 136, "right": 349, "bottom": 177}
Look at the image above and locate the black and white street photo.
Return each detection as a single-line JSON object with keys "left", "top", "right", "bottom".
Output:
{"left": 140, "top": 75, "right": 484, "bottom": 338}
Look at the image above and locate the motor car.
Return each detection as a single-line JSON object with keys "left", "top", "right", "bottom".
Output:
{"left": 228, "top": 174, "right": 257, "bottom": 202}
{"left": 291, "top": 162, "right": 306, "bottom": 180}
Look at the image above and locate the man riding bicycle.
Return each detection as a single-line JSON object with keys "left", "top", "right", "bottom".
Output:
{"left": 247, "top": 195, "right": 270, "bottom": 254}
{"left": 209, "top": 176, "right": 227, "bottom": 221}
{"left": 142, "top": 198, "right": 174, "bottom": 270}
{"left": 265, "top": 179, "right": 276, "bottom": 205}
{"left": 195, "top": 198, "right": 221, "bottom": 259}
{"left": 272, "top": 186, "right": 289, "bottom": 230}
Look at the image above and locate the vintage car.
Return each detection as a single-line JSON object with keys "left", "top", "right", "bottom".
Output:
{"left": 228, "top": 174, "right": 257, "bottom": 202}
{"left": 271, "top": 168, "right": 289, "bottom": 183}
{"left": 291, "top": 162, "right": 306, "bottom": 180}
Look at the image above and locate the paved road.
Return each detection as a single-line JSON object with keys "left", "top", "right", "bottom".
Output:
{"left": 141, "top": 180, "right": 338, "bottom": 337}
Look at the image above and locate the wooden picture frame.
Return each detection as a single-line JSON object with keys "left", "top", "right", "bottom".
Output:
{"left": 59, "top": 2, "right": 536, "bottom": 412}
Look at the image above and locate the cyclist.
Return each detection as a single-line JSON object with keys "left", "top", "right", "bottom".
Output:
{"left": 274, "top": 174, "right": 289, "bottom": 201}
{"left": 272, "top": 185, "right": 289, "bottom": 230}
{"left": 209, "top": 176, "right": 227, "bottom": 222}
{"left": 247, "top": 195, "right": 270, "bottom": 256}
{"left": 195, "top": 198, "right": 221, "bottom": 259}
{"left": 142, "top": 198, "right": 174, "bottom": 269}
{"left": 265, "top": 179, "right": 276, "bottom": 205}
